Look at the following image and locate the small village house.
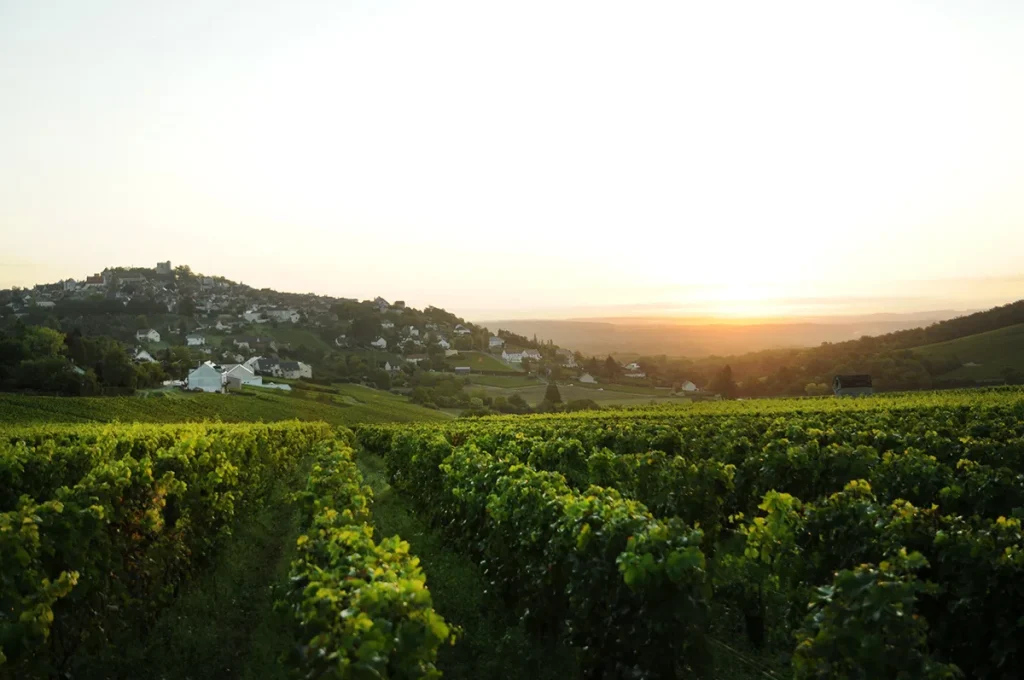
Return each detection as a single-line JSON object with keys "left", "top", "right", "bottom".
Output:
{"left": 134, "top": 349, "right": 158, "bottom": 364}
{"left": 489, "top": 336, "right": 505, "bottom": 349}
{"left": 371, "top": 337, "right": 388, "bottom": 349}
{"left": 186, "top": 333, "right": 205, "bottom": 347}
{"left": 136, "top": 328, "right": 160, "bottom": 343}
{"left": 502, "top": 348, "right": 524, "bottom": 363}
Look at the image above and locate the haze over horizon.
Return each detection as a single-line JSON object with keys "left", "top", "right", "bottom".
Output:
{"left": 2, "top": 1, "right": 1023, "bottom": 320}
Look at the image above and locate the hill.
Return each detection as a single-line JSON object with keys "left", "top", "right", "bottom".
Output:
{"left": 0, "top": 383, "right": 450, "bottom": 427}
{"left": 481, "top": 314, "right": 961, "bottom": 358}
{"left": 913, "top": 323, "right": 1024, "bottom": 381}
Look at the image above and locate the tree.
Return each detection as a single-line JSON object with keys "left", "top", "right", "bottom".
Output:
{"left": 711, "top": 364, "right": 738, "bottom": 399}
{"left": 97, "top": 346, "right": 137, "bottom": 390}
{"left": 508, "top": 393, "right": 528, "bottom": 410}
{"left": 177, "top": 296, "right": 196, "bottom": 317}
{"left": 352, "top": 316, "right": 382, "bottom": 346}
{"left": 543, "top": 383, "right": 562, "bottom": 404}
{"left": 24, "top": 326, "right": 65, "bottom": 358}
{"left": 604, "top": 356, "right": 620, "bottom": 379}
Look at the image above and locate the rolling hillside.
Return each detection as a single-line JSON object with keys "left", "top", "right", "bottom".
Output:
{"left": 913, "top": 323, "right": 1024, "bottom": 380}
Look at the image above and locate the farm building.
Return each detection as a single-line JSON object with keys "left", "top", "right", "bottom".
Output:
{"left": 187, "top": 362, "right": 224, "bottom": 393}
{"left": 833, "top": 374, "right": 874, "bottom": 397}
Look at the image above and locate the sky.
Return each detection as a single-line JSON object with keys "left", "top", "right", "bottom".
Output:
{"left": 1, "top": 0, "right": 1022, "bottom": 320}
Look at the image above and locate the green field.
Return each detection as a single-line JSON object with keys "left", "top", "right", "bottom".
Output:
{"left": 469, "top": 382, "right": 685, "bottom": 407}
{"left": 571, "top": 381, "right": 673, "bottom": 395}
{"left": 258, "top": 326, "right": 334, "bottom": 352}
{"left": 445, "top": 351, "right": 522, "bottom": 373}
{"left": 467, "top": 374, "right": 541, "bottom": 388}
{"left": 914, "top": 323, "right": 1024, "bottom": 380}
{"left": 0, "top": 384, "right": 449, "bottom": 426}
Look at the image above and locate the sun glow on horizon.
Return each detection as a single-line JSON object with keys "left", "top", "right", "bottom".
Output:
{"left": 1, "top": 0, "right": 1023, "bottom": 318}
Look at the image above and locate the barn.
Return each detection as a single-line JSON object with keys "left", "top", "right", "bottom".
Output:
{"left": 832, "top": 374, "right": 874, "bottom": 397}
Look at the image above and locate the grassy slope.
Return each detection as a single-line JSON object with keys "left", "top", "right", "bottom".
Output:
{"left": 445, "top": 351, "right": 522, "bottom": 373}
{"left": 469, "top": 383, "right": 684, "bottom": 407}
{"left": 914, "top": 323, "right": 1024, "bottom": 379}
{"left": 0, "top": 384, "right": 450, "bottom": 426}
{"left": 258, "top": 326, "right": 334, "bottom": 352}
{"left": 467, "top": 374, "right": 541, "bottom": 388}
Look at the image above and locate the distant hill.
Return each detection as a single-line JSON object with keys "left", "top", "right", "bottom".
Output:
{"left": 481, "top": 315, "right": 960, "bottom": 358}
{"left": 677, "top": 299, "right": 1024, "bottom": 395}
{"left": 913, "top": 323, "right": 1024, "bottom": 381}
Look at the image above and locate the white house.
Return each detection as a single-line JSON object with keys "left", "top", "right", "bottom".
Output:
{"left": 521, "top": 349, "right": 542, "bottom": 361}
{"left": 36, "top": 300, "right": 56, "bottom": 308}
{"left": 556, "top": 349, "right": 577, "bottom": 367}
{"left": 489, "top": 336, "right": 505, "bottom": 349}
{"left": 445, "top": 349, "right": 459, "bottom": 357}
{"left": 502, "top": 349, "right": 524, "bottom": 363}
{"left": 373, "top": 297, "right": 390, "bottom": 312}
{"left": 404, "top": 354, "right": 428, "bottom": 365}
{"left": 679, "top": 380, "right": 698, "bottom": 392}
{"left": 278, "top": 361, "right": 312, "bottom": 379}
{"left": 243, "top": 356, "right": 262, "bottom": 371}
{"left": 242, "top": 310, "right": 265, "bottom": 323}
{"left": 625, "top": 362, "right": 641, "bottom": 372}
{"left": 134, "top": 349, "right": 158, "bottom": 364}
{"left": 454, "top": 325, "right": 471, "bottom": 336}
{"left": 436, "top": 338, "right": 451, "bottom": 350}
{"left": 407, "top": 326, "right": 420, "bottom": 337}
{"left": 223, "top": 364, "right": 262, "bottom": 387}
{"left": 186, "top": 333, "right": 205, "bottom": 347}
{"left": 136, "top": 328, "right": 160, "bottom": 343}
{"left": 579, "top": 372, "right": 597, "bottom": 384}
{"left": 381, "top": 320, "right": 395, "bottom": 330}
{"left": 187, "top": 362, "right": 224, "bottom": 393}
{"left": 266, "top": 309, "right": 300, "bottom": 323}
{"left": 384, "top": 361, "right": 402, "bottom": 373}
{"left": 371, "top": 337, "right": 387, "bottom": 349}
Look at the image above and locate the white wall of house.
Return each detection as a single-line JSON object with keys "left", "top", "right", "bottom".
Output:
{"left": 186, "top": 335, "right": 204, "bottom": 346}
{"left": 224, "top": 364, "right": 261, "bottom": 385}
{"left": 371, "top": 337, "right": 387, "bottom": 349}
{"left": 187, "top": 363, "right": 224, "bottom": 393}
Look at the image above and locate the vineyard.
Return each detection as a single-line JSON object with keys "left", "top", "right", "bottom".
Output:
{"left": 3, "top": 388, "right": 1023, "bottom": 678}
{"left": 358, "top": 387, "right": 1024, "bottom": 679}
{"left": 0, "top": 422, "right": 451, "bottom": 678}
